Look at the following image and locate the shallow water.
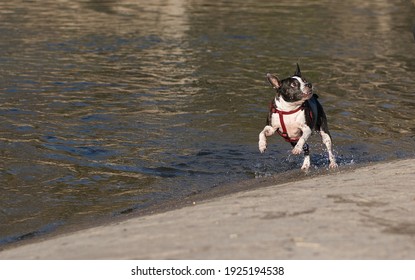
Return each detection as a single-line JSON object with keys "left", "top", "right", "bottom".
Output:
{"left": 1, "top": 0, "right": 415, "bottom": 245}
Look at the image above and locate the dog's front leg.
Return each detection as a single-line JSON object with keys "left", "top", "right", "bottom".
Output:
{"left": 258, "top": 125, "right": 276, "bottom": 153}
{"left": 292, "top": 125, "right": 312, "bottom": 155}
{"left": 301, "top": 143, "right": 311, "bottom": 171}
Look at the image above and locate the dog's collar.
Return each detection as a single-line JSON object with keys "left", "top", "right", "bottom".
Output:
{"left": 270, "top": 100, "right": 305, "bottom": 143}
{"left": 270, "top": 103, "right": 304, "bottom": 115}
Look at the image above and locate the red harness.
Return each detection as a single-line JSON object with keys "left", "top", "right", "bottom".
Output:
{"left": 270, "top": 101, "right": 304, "bottom": 143}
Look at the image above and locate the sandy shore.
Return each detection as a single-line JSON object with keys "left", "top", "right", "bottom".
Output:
{"left": 1, "top": 159, "right": 415, "bottom": 259}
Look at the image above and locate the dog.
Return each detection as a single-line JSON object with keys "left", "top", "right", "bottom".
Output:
{"left": 258, "top": 64, "right": 337, "bottom": 170}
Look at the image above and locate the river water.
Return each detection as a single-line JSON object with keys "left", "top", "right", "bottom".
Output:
{"left": 1, "top": 0, "right": 415, "bottom": 246}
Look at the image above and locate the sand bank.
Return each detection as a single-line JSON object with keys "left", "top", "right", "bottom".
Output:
{"left": 1, "top": 159, "right": 414, "bottom": 259}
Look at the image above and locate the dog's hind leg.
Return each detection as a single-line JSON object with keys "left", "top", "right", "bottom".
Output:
{"left": 316, "top": 103, "right": 337, "bottom": 169}
{"left": 320, "top": 130, "right": 338, "bottom": 168}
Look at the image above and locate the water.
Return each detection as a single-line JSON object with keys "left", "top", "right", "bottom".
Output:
{"left": 1, "top": 0, "right": 415, "bottom": 246}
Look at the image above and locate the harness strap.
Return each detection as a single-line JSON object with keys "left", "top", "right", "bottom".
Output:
{"left": 270, "top": 100, "right": 305, "bottom": 143}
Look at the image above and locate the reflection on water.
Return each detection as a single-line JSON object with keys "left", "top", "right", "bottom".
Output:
{"left": 1, "top": 0, "right": 415, "bottom": 245}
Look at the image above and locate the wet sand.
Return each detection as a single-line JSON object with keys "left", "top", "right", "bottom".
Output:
{"left": 1, "top": 158, "right": 415, "bottom": 259}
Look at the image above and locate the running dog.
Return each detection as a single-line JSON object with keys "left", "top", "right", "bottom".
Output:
{"left": 258, "top": 64, "right": 337, "bottom": 170}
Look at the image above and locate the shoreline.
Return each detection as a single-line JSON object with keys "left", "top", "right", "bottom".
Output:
{"left": 0, "top": 160, "right": 347, "bottom": 250}
{"left": 0, "top": 160, "right": 354, "bottom": 251}
{"left": 1, "top": 158, "right": 415, "bottom": 259}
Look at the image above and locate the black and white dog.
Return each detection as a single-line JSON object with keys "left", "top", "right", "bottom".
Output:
{"left": 258, "top": 64, "right": 337, "bottom": 170}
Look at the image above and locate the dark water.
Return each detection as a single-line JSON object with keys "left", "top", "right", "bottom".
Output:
{"left": 1, "top": 0, "right": 415, "bottom": 245}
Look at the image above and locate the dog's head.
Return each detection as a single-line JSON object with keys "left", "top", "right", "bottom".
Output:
{"left": 266, "top": 64, "right": 313, "bottom": 103}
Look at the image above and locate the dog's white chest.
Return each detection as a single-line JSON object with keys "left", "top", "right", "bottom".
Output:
{"left": 271, "top": 109, "right": 306, "bottom": 139}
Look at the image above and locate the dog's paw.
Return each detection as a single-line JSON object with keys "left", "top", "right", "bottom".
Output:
{"left": 291, "top": 146, "right": 302, "bottom": 155}
{"left": 329, "top": 162, "right": 338, "bottom": 169}
{"left": 301, "top": 156, "right": 311, "bottom": 171}
{"left": 301, "top": 164, "right": 310, "bottom": 172}
{"left": 258, "top": 140, "right": 267, "bottom": 153}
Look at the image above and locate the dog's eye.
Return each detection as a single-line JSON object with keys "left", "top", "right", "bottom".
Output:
{"left": 290, "top": 82, "right": 296, "bottom": 88}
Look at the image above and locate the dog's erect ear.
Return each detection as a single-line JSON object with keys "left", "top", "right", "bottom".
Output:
{"left": 294, "top": 63, "right": 302, "bottom": 77}
{"left": 266, "top": 73, "right": 281, "bottom": 89}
